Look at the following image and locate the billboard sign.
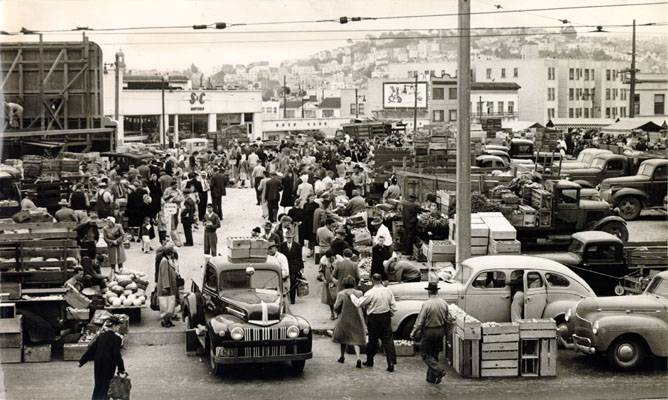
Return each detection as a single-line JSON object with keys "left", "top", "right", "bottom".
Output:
{"left": 383, "top": 82, "right": 428, "bottom": 109}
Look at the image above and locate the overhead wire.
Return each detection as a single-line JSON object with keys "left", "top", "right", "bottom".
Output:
{"left": 3, "top": 1, "right": 667, "bottom": 34}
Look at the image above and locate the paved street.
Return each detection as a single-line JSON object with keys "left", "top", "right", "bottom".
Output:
{"left": 1, "top": 338, "right": 667, "bottom": 400}
{"left": 1, "top": 188, "right": 666, "bottom": 399}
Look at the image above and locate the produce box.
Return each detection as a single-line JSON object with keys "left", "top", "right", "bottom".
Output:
{"left": 518, "top": 319, "right": 556, "bottom": 339}
{"left": 64, "top": 287, "right": 92, "bottom": 309}
{"left": 66, "top": 307, "right": 90, "bottom": 321}
{"left": 427, "top": 251, "right": 455, "bottom": 263}
{"left": 428, "top": 239, "right": 456, "bottom": 255}
{"left": 0, "top": 347, "right": 22, "bottom": 363}
{"left": 250, "top": 239, "right": 269, "bottom": 249}
{"left": 23, "top": 344, "right": 52, "bottom": 363}
{"left": 0, "top": 315, "right": 23, "bottom": 348}
{"left": 481, "top": 322, "right": 519, "bottom": 377}
{"left": 0, "top": 282, "right": 21, "bottom": 300}
{"left": 471, "top": 246, "right": 487, "bottom": 255}
{"left": 229, "top": 248, "right": 251, "bottom": 259}
{"left": 471, "top": 237, "right": 489, "bottom": 246}
{"left": 226, "top": 237, "right": 251, "bottom": 249}
{"left": 501, "top": 193, "right": 520, "bottom": 205}
{"left": 393, "top": 340, "right": 416, "bottom": 356}
{"left": 0, "top": 303, "right": 16, "bottom": 319}
{"left": 488, "top": 239, "right": 521, "bottom": 255}
{"left": 63, "top": 342, "right": 89, "bottom": 361}
{"left": 479, "top": 215, "right": 517, "bottom": 240}
{"left": 538, "top": 210, "right": 551, "bottom": 227}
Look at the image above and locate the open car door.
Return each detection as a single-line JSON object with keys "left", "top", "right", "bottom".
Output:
{"left": 524, "top": 271, "right": 548, "bottom": 319}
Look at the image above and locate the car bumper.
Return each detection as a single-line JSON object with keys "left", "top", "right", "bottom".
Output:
{"left": 213, "top": 351, "right": 313, "bottom": 364}
{"left": 572, "top": 334, "right": 596, "bottom": 355}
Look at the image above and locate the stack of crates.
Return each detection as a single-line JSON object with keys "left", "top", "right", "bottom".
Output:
{"left": 531, "top": 188, "right": 553, "bottom": 227}
{"left": 227, "top": 237, "right": 251, "bottom": 259}
{"left": 480, "top": 322, "right": 520, "bottom": 377}
{"left": 450, "top": 305, "right": 481, "bottom": 378}
{"left": 518, "top": 319, "right": 557, "bottom": 377}
{"left": 426, "top": 239, "right": 456, "bottom": 263}
{"left": 0, "top": 313, "right": 22, "bottom": 364}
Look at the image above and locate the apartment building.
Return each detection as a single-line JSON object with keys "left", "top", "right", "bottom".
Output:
{"left": 627, "top": 73, "right": 668, "bottom": 117}
{"left": 387, "top": 62, "right": 457, "bottom": 81}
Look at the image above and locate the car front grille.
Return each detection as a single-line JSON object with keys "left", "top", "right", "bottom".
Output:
{"left": 243, "top": 327, "right": 288, "bottom": 357}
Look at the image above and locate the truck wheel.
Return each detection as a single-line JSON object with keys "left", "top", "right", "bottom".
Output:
{"left": 291, "top": 360, "right": 306, "bottom": 374}
{"left": 617, "top": 196, "right": 642, "bottom": 221}
{"left": 208, "top": 337, "right": 223, "bottom": 376}
{"left": 607, "top": 335, "right": 647, "bottom": 371}
{"left": 599, "top": 221, "right": 629, "bottom": 242}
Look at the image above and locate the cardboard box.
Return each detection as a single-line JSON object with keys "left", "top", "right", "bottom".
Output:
{"left": 23, "top": 344, "right": 52, "bottom": 363}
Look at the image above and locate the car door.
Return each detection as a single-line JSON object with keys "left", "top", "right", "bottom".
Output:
{"left": 581, "top": 242, "right": 628, "bottom": 295}
{"left": 524, "top": 271, "right": 548, "bottom": 319}
{"left": 602, "top": 158, "right": 625, "bottom": 181}
{"left": 650, "top": 165, "right": 668, "bottom": 205}
{"left": 464, "top": 270, "right": 511, "bottom": 322}
{"left": 202, "top": 264, "right": 219, "bottom": 318}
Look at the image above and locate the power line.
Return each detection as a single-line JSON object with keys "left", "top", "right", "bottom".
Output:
{"left": 5, "top": 1, "right": 667, "bottom": 34}
{"left": 10, "top": 28, "right": 663, "bottom": 47}
{"left": 17, "top": 22, "right": 662, "bottom": 36}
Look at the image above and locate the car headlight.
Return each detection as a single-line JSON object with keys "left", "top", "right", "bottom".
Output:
{"left": 592, "top": 321, "right": 599, "bottom": 335}
{"left": 302, "top": 326, "right": 311, "bottom": 335}
{"left": 287, "top": 325, "right": 300, "bottom": 338}
{"left": 230, "top": 327, "right": 244, "bottom": 341}
{"left": 565, "top": 308, "right": 572, "bottom": 322}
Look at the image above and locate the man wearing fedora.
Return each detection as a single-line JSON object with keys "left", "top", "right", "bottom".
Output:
{"left": 278, "top": 229, "right": 303, "bottom": 304}
{"left": 411, "top": 281, "right": 449, "bottom": 384}
{"left": 54, "top": 199, "right": 77, "bottom": 222}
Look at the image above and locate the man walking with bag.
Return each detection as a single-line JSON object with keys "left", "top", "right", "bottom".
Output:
{"left": 411, "top": 281, "right": 449, "bottom": 384}
{"left": 79, "top": 315, "right": 127, "bottom": 399}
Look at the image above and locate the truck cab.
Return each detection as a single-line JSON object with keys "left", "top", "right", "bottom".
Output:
{"left": 182, "top": 257, "right": 312, "bottom": 375}
{"left": 555, "top": 148, "right": 612, "bottom": 171}
{"left": 600, "top": 158, "right": 668, "bottom": 220}
{"left": 536, "top": 231, "right": 629, "bottom": 296}
{"left": 560, "top": 154, "right": 632, "bottom": 188}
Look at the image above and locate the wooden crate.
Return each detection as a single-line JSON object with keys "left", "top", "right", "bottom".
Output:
{"left": 0, "top": 315, "right": 23, "bottom": 348}
{"left": 63, "top": 342, "right": 89, "bottom": 361}
{"left": 539, "top": 338, "right": 558, "bottom": 377}
{"left": 518, "top": 319, "right": 556, "bottom": 339}
{"left": 471, "top": 246, "right": 487, "bottom": 256}
{"left": 427, "top": 251, "right": 455, "bottom": 263}
{"left": 0, "top": 347, "right": 22, "bottom": 363}
{"left": 23, "top": 344, "right": 52, "bottom": 363}
{"left": 453, "top": 331, "right": 480, "bottom": 378}
{"left": 228, "top": 248, "right": 250, "bottom": 259}
{"left": 480, "top": 322, "right": 519, "bottom": 377}
{"left": 394, "top": 340, "right": 416, "bottom": 356}
{"left": 428, "top": 239, "right": 456, "bottom": 255}
{"left": 226, "top": 237, "right": 251, "bottom": 249}
{"left": 488, "top": 239, "right": 522, "bottom": 255}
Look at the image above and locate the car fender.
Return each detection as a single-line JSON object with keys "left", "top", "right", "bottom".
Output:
{"left": 392, "top": 300, "right": 424, "bottom": 333}
{"left": 610, "top": 188, "right": 649, "bottom": 205}
{"left": 589, "top": 215, "right": 627, "bottom": 231}
{"left": 573, "top": 179, "right": 594, "bottom": 188}
{"left": 591, "top": 314, "right": 668, "bottom": 356}
{"left": 543, "top": 299, "right": 579, "bottom": 322}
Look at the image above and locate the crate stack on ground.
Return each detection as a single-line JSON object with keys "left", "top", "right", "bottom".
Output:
{"left": 21, "top": 156, "right": 42, "bottom": 180}
{"left": 531, "top": 188, "right": 553, "bottom": 227}
{"left": 518, "top": 319, "right": 557, "bottom": 377}
{"left": 478, "top": 213, "right": 521, "bottom": 255}
{"left": 0, "top": 312, "right": 22, "bottom": 364}
{"left": 480, "top": 322, "right": 520, "bottom": 377}
{"left": 449, "top": 215, "right": 490, "bottom": 256}
{"left": 449, "top": 304, "right": 481, "bottom": 378}
{"left": 436, "top": 190, "right": 455, "bottom": 216}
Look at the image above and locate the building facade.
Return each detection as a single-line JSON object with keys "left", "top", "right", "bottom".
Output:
{"left": 628, "top": 73, "right": 668, "bottom": 117}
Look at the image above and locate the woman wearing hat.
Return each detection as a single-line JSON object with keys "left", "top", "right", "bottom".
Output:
{"left": 102, "top": 217, "right": 126, "bottom": 273}
{"left": 79, "top": 315, "right": 126, "bottom": 400}
{"left": 332, "top": 275, "right": 366, "bottom": 368}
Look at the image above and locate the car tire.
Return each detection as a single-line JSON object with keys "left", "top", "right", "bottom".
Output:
{"left": 208, "top": 337, "right": 223, "bottom": 376}
{"left": 616, "top": 196, "right": 642, "bottom": 221}
{"left": 397, "top": 315, "right": 417, "bottom": 341}
{"left": 607, "top": 335, "right": 647, "bottom": 371}
{"left": 291, "top": 360, "right": 306, "bottom": 374}
{"left": 598, "top": 221, "right": 629, "bottom": 242}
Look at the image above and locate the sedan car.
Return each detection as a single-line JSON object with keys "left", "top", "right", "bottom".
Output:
{"left": 568, "top": 271, "right": 668, "bottom": 371}
{"left": 389, "top": 255, "right": 595, "bottom": 344}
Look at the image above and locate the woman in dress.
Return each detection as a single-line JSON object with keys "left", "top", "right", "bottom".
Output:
{"left": 301, "top": 194, "right": 319, "bottom": 253}
{"left": 102, "top": 216, "right": 126, "bottom": 273}
{"left": 280, "top": 169, "right": 296, "bottom": 213}
{"left": 332, "top": 276, "right": 366, "bottom": 368}
{"left": 147, "top": 173, "right": 163, "bottom": 220}
{"left": 319, "top": 250, "right": 340, "bottom": 320}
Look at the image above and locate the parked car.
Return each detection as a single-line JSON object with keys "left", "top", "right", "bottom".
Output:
{"left": 599, "top": 158, "right": 668, "bottom": 220}
{"left": 568, "top": 270, "right": 668, "bottom": 370}
{"left": 560, "top": 153, "right": 645, "bottom": 188}
{"left": 555, "top": 148, "right": 612, "bottom": 171}
{"left": 389, "top": 255, "right": 595, "bottom": 345}
{"left": 181, "top": 257, "right": 313, "bottom": 375}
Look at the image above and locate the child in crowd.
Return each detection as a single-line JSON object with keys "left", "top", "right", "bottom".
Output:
{"left": 140, "top": 217, "right": 153, "bottom": 253}
{"left": 156, "top": 210, "right": 168, "bottom": 244}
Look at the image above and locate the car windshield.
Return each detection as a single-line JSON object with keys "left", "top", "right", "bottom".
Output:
{"left": 454, "top": 264, "right": 473, "bottom": 283}
{"left": 220, "top": 269, "right": 280, "bottom": 292}
{"left": 646, "top": 277, "right": 668, "bottom": 298}
{"left": 590, "top": 158, "right": 606, "bottom": 170}
{"left": 567, "top": 238, "right": 585, "bottom": 254}
{"left": 637, "top": 163, "right": 653, "bottom": 177}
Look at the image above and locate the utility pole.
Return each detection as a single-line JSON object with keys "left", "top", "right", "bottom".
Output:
{"left": 114, "top": 50, "right": 123, "bottom": 122}
{"left": 629, "top": 19, "right": 637, "bottom": 118}
{"left": 283, "top": 75, "right": 287, "bottom": 119}
{"left": 300, "top": 81, "right": 304, "bottom": 118}
{"left": 355, "top": 88, "right": 359, "bottom": 119}
{"left": 413, "top": 71, "right": 418, "bottom": 133}
{"left": 456, "top": 0, "right": 472, "bottom": 265}
{"left": 161, "top": 75, "right": 166, "bottom": 146}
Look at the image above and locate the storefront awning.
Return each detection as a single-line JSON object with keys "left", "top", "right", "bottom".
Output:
{"left": 546, "top": 118, "right": 616, "bottom": 129}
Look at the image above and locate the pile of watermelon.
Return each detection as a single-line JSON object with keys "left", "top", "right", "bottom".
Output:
{"left": 102, "top": 273, "right": 149, "bottom": 308}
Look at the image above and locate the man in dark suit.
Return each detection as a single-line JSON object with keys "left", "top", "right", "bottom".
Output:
{"left": 263, "top": 171, "right": 283, "bottom": 223}
{"left": 332, "top": 248, "right": 360, "bottom": 291}
{"left": 401, "top": 194, "right": 423, "bottom": 258}
{"left": 209, "top": 166, "right": 227, "bottom": 219}
{"left": 278, "top": 230, "right": 304, "bottom": 304}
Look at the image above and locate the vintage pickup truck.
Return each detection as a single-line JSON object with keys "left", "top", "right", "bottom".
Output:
{"left": 559, "top": 153, "right": 650, "bottom": 188}
{"left": 568, "top": 271, "right": 668, "bottom": 371}
{"left": 389, "top": 255, "right": 595, "bottom": 346}
{"left": 599, "top": 158, "right": 668, "bottom": 220}
{"left": 554, "top": 148, "right": 612, "bottom": 171}
{"left": 535, "top": 231, "right": 667, "bottom": 296}
{"left": 182, "top": 257, "right": 312, "bottom": 375}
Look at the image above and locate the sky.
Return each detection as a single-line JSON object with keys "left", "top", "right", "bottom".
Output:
{"left": 2, "top": 0, "right": 667, "bottom": 73}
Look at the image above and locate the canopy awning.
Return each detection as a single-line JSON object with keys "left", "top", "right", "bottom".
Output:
{"left": 602, "top": 118, "right": 665, "bottom": 135}
{"left": 546, "top": 118, "right": 616, "bottom": 129}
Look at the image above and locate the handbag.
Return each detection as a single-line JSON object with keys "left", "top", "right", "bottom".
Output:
{"left": 176, "top": 274, "right": 185, "bottom": 288}
{"left": 108, "top": 373, "right": 131, "bottom": 400}
{"left": 150, "top": 288, "right": 159, "bottom": 311}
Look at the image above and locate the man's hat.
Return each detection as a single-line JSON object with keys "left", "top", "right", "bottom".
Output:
{"left": 267, "top": 241, "right": 278, "bottom": 248}
{"left": 58, "top": 199, "right": 69, "bottom": 206}
{"left": 280, "top": 215, "right": 293, "bottom": 223}
{"left": 370, "top": 217, "right": 383, "bottom": 226}
{"left": 264, "top": 221, "right": 273, "bottom": 228}
{"left": 425, "top": 281, "right": 440, "bottom": 292}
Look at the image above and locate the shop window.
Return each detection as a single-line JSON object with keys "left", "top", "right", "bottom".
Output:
{"left": 216, "top": 113, "right": 241, "bottom": 131}
{"left": 179, "top": 114, "right": 209, "bottom": 138}
{"left": 123, "top": 114, "right": 160, "bottom": 141}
